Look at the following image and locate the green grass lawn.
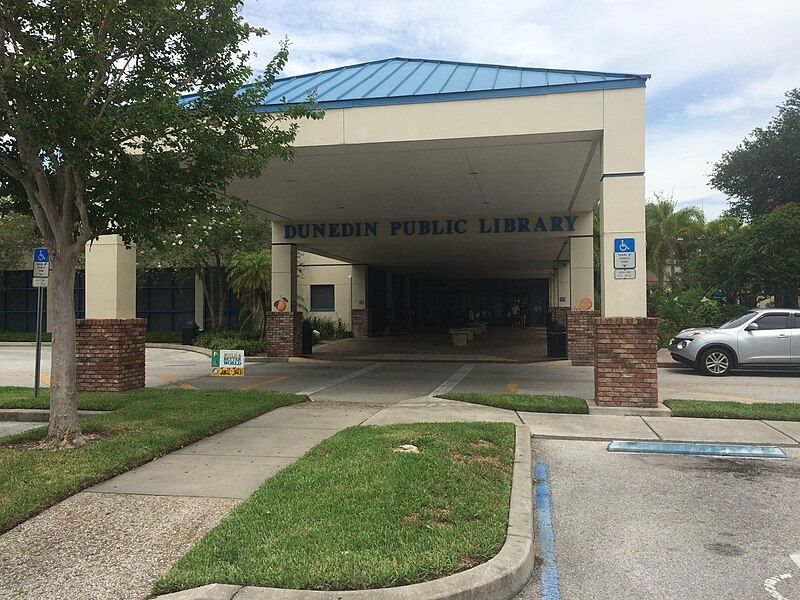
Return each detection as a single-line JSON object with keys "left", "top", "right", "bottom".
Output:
{"left": 153, "top": 422, "right": 515, "bottom": 594}
{"left": 665, "top": 399, "right": 800, "bottom": 421}
{"left": 0, "top": 387, "right": 304, "bottom": 532}
{"left": 440, "top": 392, "right": 589, "bottom": 414}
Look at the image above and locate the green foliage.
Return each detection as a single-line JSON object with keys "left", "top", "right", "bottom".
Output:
{"left": 0, "top": 331, "right": 51, "bottom": 342}
{"left": 710, "top": 88, "right": 800, "bottom": 222}
{"left": 645, "top": 193, "right": 705, "bottom": 284}
{"left": 305, "top": 315, "right": 352, "bottom": 343}
{"left": 226, "top": 249, "right": 271, "bottom": 339}
{"left": 0, "top": 206, "right": 41, "bottom": 272}
{"left": 0, "top": 386, "right": 304, "bottom": 532}
{"left": 681, "top": 204, "right": 800, "bottom": 306}
{"left": 648, "top": 286, "right": 745, "bottom": 346}
{"left": 145, "top": 330, "right": 183, "bottom": 343}
{"left": 193, "top": 328, "right": 265, "bottom": 355}
{"left": 138, "top": 203, "right": 273, "bottom": 330}
{"left": 0, "top": 1, "right": 320, "bottom": 246}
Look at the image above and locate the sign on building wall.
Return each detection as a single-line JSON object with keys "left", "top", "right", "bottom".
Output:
{"left": 613, "top": 238, "right": 636, "bottom": 280}
{"left": 211, "top": 349, "right": 245, "bottom": 377}
{"left": 281, "top": 214, "right": 582, "bottom": 241}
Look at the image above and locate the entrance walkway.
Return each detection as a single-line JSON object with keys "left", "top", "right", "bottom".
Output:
{"left": 311, "top": 327, "right": 548, "bottom": 362}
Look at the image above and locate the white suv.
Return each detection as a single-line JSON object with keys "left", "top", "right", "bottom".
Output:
{"left": 668, "top": 308, "right": 800, "bottom": 376}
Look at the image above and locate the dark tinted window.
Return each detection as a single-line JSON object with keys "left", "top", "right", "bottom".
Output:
{"left": 310, "top": 285, "right": 335, "bottom": 311}
{"left": 756, "top": 314, "right": 789, "bottom": 330}
{"left": 794, "top": 314, "right": 800, "bottom": 329}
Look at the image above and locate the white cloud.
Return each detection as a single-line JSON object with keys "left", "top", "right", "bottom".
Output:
{"left": 685, "top": 67, "right": 799, "bottom": 118}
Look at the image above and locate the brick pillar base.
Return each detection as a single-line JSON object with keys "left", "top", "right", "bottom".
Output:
{"left": 266, "top": 311, "right": 303, "bottom": 357}
{"left": 76, "top": 318, "right": 146, "bottom": 392}
{"left": 567, "top": 310, "right": 599, "bottom": 366}
{"left": 351, "top": 308, "right": 371, "bottom": 338}
{"left": 549, "top": 306, "right": 568, "bottom": 324}
{"left": 594, "top": 317, "right": 659, "bottom": 407}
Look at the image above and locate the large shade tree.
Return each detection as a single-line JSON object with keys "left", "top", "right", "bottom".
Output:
{"left": 710, "top": 88, "right": 800, "bottom": 222}
{"left": 0, "top": 1, "right": 318, "bottom": 447}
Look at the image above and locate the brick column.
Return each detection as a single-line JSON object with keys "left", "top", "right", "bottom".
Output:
{"left": 549, "top": 306, "right": 568, "bottom": 325}
{"left": 76, "top": 318, "right": 146, "bottom": 392}
{"left": 351, "top": 308, "right": 371, "bottom": 338}
{"left": 594, "top": 317, "right": 658, "bottom": 407}
{"left": 266, "top": 311, "right": 303, "bottom": 357}
{"left": 567, "top": 310, "right": 599, "bottom": 366}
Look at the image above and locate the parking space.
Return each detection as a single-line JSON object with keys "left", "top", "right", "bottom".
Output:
{"left": 534, "top": 438, "right": 800, "bottom": 599}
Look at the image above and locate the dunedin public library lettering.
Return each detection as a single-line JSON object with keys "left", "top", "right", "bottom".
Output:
{"left": 283, "top": 215, "right": 579, "bottom": 240}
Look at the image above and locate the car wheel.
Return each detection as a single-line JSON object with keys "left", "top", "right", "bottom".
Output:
{"left": 698, "top": 348, "right": 734, "bottom": 376}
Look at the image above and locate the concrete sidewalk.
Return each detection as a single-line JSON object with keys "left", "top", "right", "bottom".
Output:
{"left": 364, "top": 396, "right": 800, "bottom": 447}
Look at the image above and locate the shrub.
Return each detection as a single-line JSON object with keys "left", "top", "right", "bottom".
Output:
{"left": 305, "top": 315, "right": 352, "bottom": 343}
{"left": 649, "top": 286, "right": 746, "bottom": 347}
{"left": 193, "top": 329, "right": 266, "bottom": 355}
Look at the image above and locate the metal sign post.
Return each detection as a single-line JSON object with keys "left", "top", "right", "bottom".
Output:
{"left": 32, "top": 247, "right": 49, "bottom": 398}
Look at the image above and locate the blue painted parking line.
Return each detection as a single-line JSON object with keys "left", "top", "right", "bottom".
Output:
{"left": 607, "top": 440, "right": 786, "bottom": 458}
{"left": 534, "top": 460, "right": 561, "bottom": 600}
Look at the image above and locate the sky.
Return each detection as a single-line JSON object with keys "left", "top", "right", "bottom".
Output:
{"left": 240, "top": 0, "right": 800, "bottom": 220}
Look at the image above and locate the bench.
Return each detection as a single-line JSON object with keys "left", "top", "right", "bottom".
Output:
{"left": 449, "top": 328, "right": 472, "bottom": 345}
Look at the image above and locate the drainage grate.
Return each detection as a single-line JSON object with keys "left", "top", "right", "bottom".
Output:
{"left": 607, "top": 440, "right": 786, "bottom": 458}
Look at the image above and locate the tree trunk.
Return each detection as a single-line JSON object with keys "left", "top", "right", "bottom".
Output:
{"left": 46, "top": 249, "right": 85, "bottom": 448}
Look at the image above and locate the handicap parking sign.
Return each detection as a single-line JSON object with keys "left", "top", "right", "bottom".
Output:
{"left": 614, "top": 238, "right": 635, "bottom": 253}
{"left": 33, "top": 247, "right": 49, "bottom": 263}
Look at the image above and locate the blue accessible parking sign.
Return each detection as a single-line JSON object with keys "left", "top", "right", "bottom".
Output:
{"left": 33, "top": 247, "right": 49, "bottom": 263}
{"left": 614, "top": 238, "right": 635, "bottom": 253}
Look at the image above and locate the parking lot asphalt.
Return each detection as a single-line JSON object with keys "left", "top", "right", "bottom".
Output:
{"left": 533, "top": 438, "right": 800, "bottom": 600}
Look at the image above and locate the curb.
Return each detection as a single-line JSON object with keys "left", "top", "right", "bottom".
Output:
{"left": 156, "top": 424, "right": 534, "bottom": 600}
{"left": 146, "top": 343, "right": 213, "bottom": 356}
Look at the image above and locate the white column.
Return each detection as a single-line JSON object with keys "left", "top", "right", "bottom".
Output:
{"left": 556, "top": 262, "right": 571, "bottom": 307}
{"left": 599, "top": 87, "right": 647, "bottom": 317}
{"left": 569, "top": 236, "right": 595, "bottom": 311}
{"left": 351, "top": 264, "right": 367, "bottom": 310}
{"left": 84, "top": 234, "right": 136, "bottom": 318}
{"left": 271, "top": 243, "right": 298, "bottom": 311}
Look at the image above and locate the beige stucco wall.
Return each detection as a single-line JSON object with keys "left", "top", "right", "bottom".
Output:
{"left": 297, "top": 251, "right": 355, "bottom": 328}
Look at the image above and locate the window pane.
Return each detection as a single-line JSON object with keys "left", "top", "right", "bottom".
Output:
{"left": 310, "top": 285, "right": 335, "bottom": 311}
{"left": 756, "top": 314, "right": 788, "bottom": 330}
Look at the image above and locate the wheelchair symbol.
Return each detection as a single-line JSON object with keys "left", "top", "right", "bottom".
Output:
{"left": 34, "top": 248, "right": 49, "bottom": 263}
{"left": 617, "top": 241, "right": 630, "bottom": 252}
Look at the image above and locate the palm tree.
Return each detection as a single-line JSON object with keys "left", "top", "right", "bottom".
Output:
{"left": 646, "top": 193, "right": 706, "bottom": 285}
{"left": 226, "top": 250, "right": 271, "bottom": 340}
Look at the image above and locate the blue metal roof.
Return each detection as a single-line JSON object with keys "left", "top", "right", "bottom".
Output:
{"left": 183, "top": 57, "right": 649, "bottom": 111}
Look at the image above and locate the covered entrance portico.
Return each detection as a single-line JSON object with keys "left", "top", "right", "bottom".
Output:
{"left": 232, "top": 57, "right": 657, "bottom": 408}
{"left": 81, "top": 57, "right": 657, "bottom": 408}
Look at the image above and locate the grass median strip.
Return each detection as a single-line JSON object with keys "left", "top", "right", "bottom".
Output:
{"left": 665, "top": 399, "right": 800, "bottom": 421}
{"left": 0, "top": 387, "right": 304, "bottom": 532}
{"left": 153, "top": 422, "right": 515, "bottom": 594}
{"left": 440, "top": 392, "right": 589, "bottom": 414}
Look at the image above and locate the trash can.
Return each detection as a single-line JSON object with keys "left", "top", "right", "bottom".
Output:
{"left": 181, "top": 321, "right": 199, "bottom": 346}
{"left": 546, "top": 319, "right": 567, "bottom": 358}
{"left": 301, "top": 319, "right": 313, "bottom": 354}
